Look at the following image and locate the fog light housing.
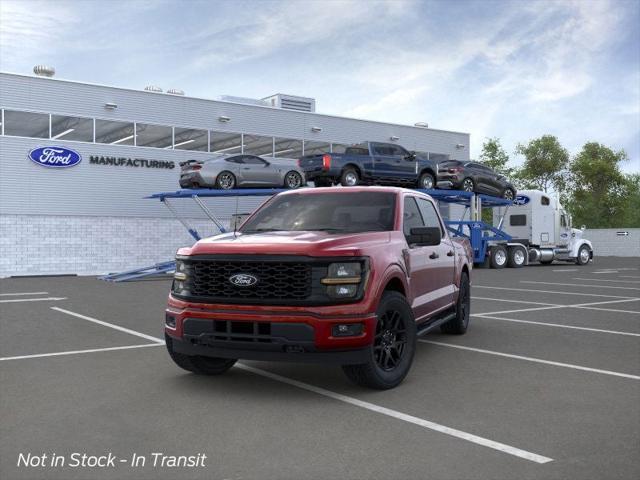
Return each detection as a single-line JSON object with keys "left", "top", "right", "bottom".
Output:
{"left": 332, "top": 323, "right": 363, "bottom": 337}
{"left": 327, "top": 284, "right": 358, "bottom": 298}
{"left": 165, "top": 313, "right": 176, "bottom": 328}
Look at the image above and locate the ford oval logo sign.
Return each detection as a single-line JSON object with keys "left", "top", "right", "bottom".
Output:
{"left": 514, "top": 195, "right": 530, "bottom": 206}
{"left": 229, "top": 273, "right": 258, "bottom": 287}
{"left": 28, "top": 146, "right": 82, "bottom": 168}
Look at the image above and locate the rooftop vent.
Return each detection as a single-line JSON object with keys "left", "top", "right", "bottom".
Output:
{"left": 414, "top": 122, "right": 429, "bottom": 128}
{"left": 167, "top": 88, "right": 185, "bottom": 96}
{"left": 144, "top": 85, "right": 163, "bottom": 93}
{"left": 33, "top": 65, "right": 55, "bottom": 77}
{"left": 262, "top": 94, "right": 316, "bottom": 112}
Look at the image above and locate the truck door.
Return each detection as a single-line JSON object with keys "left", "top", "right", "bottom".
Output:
{"left": 372, "top": 143, "right": 414, "bottom": 183}
{"left": 403, "top": 196, "right": 454, "bottom": 321}
{"left": 558, "top": 210, "right": 571, "bottom": 246}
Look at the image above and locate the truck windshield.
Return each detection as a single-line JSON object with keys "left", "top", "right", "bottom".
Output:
{"left": 240, "top": 191, "right": 396, "bottom": 234}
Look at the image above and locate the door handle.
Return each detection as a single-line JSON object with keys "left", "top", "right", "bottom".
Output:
{"left": 429, "top": 252, "right": 439, "bottom": 259}
{"left": 243, "top": 167, "right": 251, "bottom": 170}
{"left": 447, "top": 250, "right": 454, "bottom": 257}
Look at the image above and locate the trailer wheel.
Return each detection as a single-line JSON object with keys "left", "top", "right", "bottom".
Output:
{"left": 576, "top": 245, "right": 591, "bottom": 265}
{"left": 490, "top": 245, "right": 507, "bottom": 269}
{"left": 507, "top": 245, "right": 526, "bottom": 268}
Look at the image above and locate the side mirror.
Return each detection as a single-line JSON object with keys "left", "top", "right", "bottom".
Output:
{"left": 407, "top": 227, "right": 441, "bottom": 246}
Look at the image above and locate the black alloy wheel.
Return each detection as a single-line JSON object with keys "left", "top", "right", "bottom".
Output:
{"left": 462, "top": 178, "right": 475, "bottom": 192}
{"left": 374, "top": 307, "right": 408, "bottom": 371}
{"left": 503, "top": 188, "right": 515, "bottom": 200}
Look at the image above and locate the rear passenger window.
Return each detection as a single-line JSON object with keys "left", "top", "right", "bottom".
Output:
{"left": 417, "top": 199, "right": 443, "bottom": 234}
{"left": 510, "top": 215, "right": 527, "bottom": 226}
{"left": 403, "top": 197, "right": 424, "bottom": 236}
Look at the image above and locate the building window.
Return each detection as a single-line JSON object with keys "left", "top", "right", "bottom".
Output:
{"left": 303, "top": 140, "right": 330, "bottom": 156}
{"left": 173, "top": 127, "right": 208, "bottom": 151}
{"left": 243, "top": 134, "right": 274, "bottom": 156}
{"left": 51, "top": 114, "right": 93, "bottom": 142}
{"left": 3, "top": 110, "right": 49, "bottom": 138}
{"left": 135, "top": 123, "right": 173, "bottom": 149}
{"left": 274, "top": 137, "right": 303, "bottom": 159}
{"left": 331, "top": 143, "right": 349, "bottom": 154}
{"left": 210, "top": 131, "right": 243, "bottom": 154}
{"left": 95, "top": 119, "right": 135, "bottom": 145}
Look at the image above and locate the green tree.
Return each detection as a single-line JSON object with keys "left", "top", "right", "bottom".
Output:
{"left": 618, "top": 174, "right": 640, "bottom": 227}
{"left": 479, "top": 137, "right": 513, "bottom": 177}
{"left": 565, "top": 142, "right": 630, "bottom": 228}
{"left": 515, "top": 135, "right": 569, "bottom": 193}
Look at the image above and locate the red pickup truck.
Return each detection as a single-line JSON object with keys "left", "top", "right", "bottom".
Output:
{"left": 165, "top": 187, "right": 473, "bottom": 389}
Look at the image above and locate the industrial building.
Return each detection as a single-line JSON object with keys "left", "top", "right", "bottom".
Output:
{"left": 0, "top": 68, "right": 470, "bottom": 277}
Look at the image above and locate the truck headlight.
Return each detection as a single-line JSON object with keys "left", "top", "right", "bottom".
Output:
{"left": 322, "top": 262, "right": 362, "bottom": 298}
{"left": 172, "top": 259, "right": 190, "bottom": 295}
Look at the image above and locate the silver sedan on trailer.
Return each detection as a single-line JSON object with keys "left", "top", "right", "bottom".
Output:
{"left": 179, "top": 154, "right": 306, "bottom": 189}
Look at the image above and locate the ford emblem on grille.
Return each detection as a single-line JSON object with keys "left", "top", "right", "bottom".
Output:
{"left": 229, "top": 273, "right": 259, "bottom": 287}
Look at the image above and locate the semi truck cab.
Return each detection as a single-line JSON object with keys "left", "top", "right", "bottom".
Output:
{"left": 495, "top": 190, "right": 593, "bottom": 265}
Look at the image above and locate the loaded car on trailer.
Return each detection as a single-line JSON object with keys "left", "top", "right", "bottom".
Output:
{"left": 164, "top": 187, "right": 473, "bottom": 389}
{"left": 298, "top": 141, "right": 441, "bottom": 189}
{"left": 179, "top": 154, "right": 306, "bottom": 190}
{"left": 437, "top": 160, "right": 517, "bottom": 200}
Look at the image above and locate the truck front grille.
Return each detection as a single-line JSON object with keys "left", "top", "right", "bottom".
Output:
{"left": 185, "top": 257, "right": 312, "bottom": 302}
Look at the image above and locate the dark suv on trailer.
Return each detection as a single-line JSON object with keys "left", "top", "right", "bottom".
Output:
{"left": 438, "top": 160, "right": 516, "bottom": 199}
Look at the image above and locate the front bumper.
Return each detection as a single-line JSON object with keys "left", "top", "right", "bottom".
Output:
{"left": 165, "top": 295, "right": 377, "bottom": 364}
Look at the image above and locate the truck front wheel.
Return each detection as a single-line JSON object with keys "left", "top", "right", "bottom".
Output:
{"left": 165, "top": 334, "right": 237, "bottom": 375}
{"left": 342, "top": 291, "right": 416, "bottom": 390}
{"left": 576, "top": 245, "right": 591, "bottom": 265}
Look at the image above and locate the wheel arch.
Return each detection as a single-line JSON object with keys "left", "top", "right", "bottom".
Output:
{"left": 342, "top": 163, "right": 362, "bottom": 177}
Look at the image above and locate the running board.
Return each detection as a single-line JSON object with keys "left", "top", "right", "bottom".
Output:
{"left": 416, "top": 311, "right": 456, "bottom": 337}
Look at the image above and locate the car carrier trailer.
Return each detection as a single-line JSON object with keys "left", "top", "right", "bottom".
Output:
{"left": 100, "top": 187, "right": 593, "bottom": 281}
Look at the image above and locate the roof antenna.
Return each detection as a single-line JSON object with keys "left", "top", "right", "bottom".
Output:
{"left": 233, "top": 191, "right": 239, "bottom": 238}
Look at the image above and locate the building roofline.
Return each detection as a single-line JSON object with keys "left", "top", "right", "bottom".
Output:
{"left": 0, "top": 71, "right": 470, "bottom": 137}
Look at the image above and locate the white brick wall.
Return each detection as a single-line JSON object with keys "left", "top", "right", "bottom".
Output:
{"left": 0, "top": 214, "right": 231, "bottom": 277}
{"left": 585, "top": 228, "right": 640, "bottom": 258}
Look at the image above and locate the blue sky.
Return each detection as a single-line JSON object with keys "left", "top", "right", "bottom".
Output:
{"left": 1, "top": 0, "right": 638, "bottom": 172}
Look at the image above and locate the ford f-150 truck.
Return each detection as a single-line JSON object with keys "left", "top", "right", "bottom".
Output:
{"left": 298, "top": 142, "right": 440, "bottom": 189}
{"left": 165, "top": 187, "right": 473, "bottom": 389}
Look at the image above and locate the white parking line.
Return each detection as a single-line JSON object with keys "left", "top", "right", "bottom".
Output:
{"left": 0, "top": 297, "right": 67, "bottom": 303}
{"left": 572, "top": 278, "right": 640, "bottom": 284}
{"left": 472, "top": 296, "right": 559, "bottom": 307}
{"left": 51, "top": 307, "right": 164, "bottom": 343}
{"left": 420, "top": 341, "right": 640, "bottom": 380}
{"left": 552, "top": 269, "right": 578, "bottom": 272}
{"left": 620, "top": 276, "right": 640, "bottom": 279}
{"left": 473, "top": 314, "right": 640, "bottom": 337}
{"left": 474, "top": 285, "right": 636, "bottom": 299}
{"left": 475, "top": 298, "right": 640, "bottom": 317}
{"left": 0, "top": 343, "right": 163, "bottom": 362}
{"left": 236, "top": 364, "right": 553, "bottom": 464}
{"left": 0, "top": 291, "right": 49, "bottom": 296}
{"left": 521, "top": 281, "right": 640, "bottom": 291}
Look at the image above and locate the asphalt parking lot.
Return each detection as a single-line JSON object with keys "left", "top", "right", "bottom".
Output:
{"left": 1, "top": 257, "right": 639, "bottom": 480}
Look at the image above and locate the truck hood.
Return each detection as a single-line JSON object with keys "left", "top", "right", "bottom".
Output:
{"left": 182, "top": 231, "right": 392, "bottom": 257}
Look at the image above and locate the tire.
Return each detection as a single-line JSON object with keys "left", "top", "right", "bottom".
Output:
{"left": 490, "top": 245, "right": 508, "bottom": 269}
{"left": 215, "top": 171, "right": 236, "bottom": 190}
{"left": 576, "top": 244, "right": 591, "bottom": 265}
{"left": 502, "top": 188, "right": 515, "bottom": 201}
{"left": 461, "top": 177, "right": 475, "bottom": 192}
{"left": 418, "top": 172, "right": 435, "bottom": 190}
{"left": 165, "top": 334, "right": 237, "bottom": 375}
{"left": 507, "top": 245, "right": 526, "bottom": 268}
{"left": 340, "top": 168, "right": 359, "bottom": 187}
{"left": 284, "top": 170, "right": 303, "bottom": 189}
{"left": 342, "top": 291, "right": 416, "bottom": 390}
{"left": 314, "top": 178, "right": 332, "bottom": 187}
{"left": 441, "top": 272, "right": 470, "bottom": 334}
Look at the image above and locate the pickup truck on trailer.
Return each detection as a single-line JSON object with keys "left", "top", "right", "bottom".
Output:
{"left": 299, "top": 142, "right": 440, "bottom": 189}
{"left": 165, "top": 187, "right": 473, "bottom": 389}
